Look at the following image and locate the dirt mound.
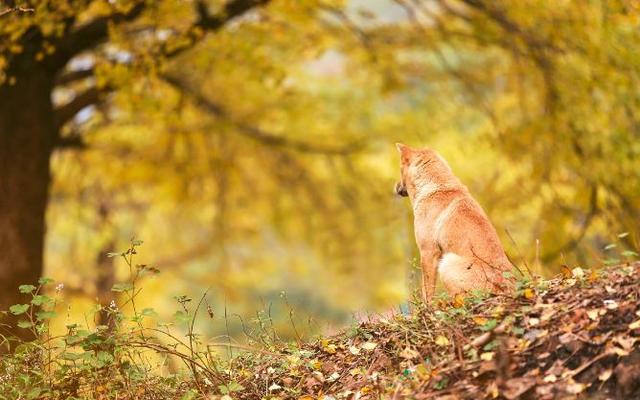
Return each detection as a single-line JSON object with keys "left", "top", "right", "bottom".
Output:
{"left": 234, "top": 262, "right": 640, "bottom": 399}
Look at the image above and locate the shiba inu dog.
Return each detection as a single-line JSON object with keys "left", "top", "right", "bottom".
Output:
{"left": 395, "top": 143, "right": 513, "bottom": 301}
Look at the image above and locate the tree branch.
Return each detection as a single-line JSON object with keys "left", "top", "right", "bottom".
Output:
{"left": 161, "top": 0, "right": 272, "bottom": 59}
{"left": 196, "top": 0, "right": 271, "bottom": 30}
{"left": 162, "top": 73, "right": 365, "bottom": 156}
{"left": 0, "top": 5, "right": 33, "bottom": 17}
{"left": 55, "top": 68, "right": 95, "bottom": 86}
{"left": 54, "top": 87, "right": 102, "bottom": 129}
{"left": 55, "top": 135, "right": 87, "bottom": 150}
{"left": 54, "top": 2, "right": 145, "bottom": 68}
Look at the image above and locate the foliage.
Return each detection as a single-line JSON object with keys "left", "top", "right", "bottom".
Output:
{"left": 2, "top": 0, "right": 640, "bottom": 342}
{"left": 2, "top": 240, "right": 640, "bottom": 398}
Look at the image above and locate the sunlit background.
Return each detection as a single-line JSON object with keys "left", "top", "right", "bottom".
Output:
{"left": 15, "top": 0, "right": 639, "bottom": 341}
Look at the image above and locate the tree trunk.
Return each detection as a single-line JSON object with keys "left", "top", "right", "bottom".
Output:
{"left": 0, "top": 70, "right": 56, "bottom": 344}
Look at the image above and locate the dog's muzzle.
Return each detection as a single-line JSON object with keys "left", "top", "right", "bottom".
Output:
{"left": 395, "top": 181, "right": 408, "bottom": 197}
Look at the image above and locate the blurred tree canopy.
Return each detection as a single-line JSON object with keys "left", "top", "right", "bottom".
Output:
{"left": 1, "top": 0, "right": 639, "bottom": 340}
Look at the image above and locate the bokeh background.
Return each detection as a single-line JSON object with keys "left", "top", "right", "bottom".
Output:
{"left": 2, "top": 0, "right": 640, "bottom": 342}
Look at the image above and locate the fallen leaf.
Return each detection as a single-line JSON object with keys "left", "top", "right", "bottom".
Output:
{"left": 599, "top": 369, "right": 613, "bottom": 381}
{"left": 502, "top": 377, "right": 536, "bottom": 400}
{"left": 453, "top": 294, "right": 465, "bottom": 308}
{"left": 604, "top": 299, "right": 618, "bottom": 310}
{"left": 480, "top": 352, "right": 494, "bottom": 361}
{"left": 473, "top": 316, "right": 488, "bottom": 326}
{"left": 587, "top": 309, "right": 599, "bottom": 320}
{"left": 349, "top": 345, "right": 360, "bottom": 355}
{"left": 361, "top": 342, "right": 377, "bottom": 351}
{"left": 572, "top": 267, "right": 585, "bottom": 278}
{"left": 629, "top": 320, "right": 640, "bottom": 330}
{"left": 435, "top": 336, "right": 450, "bottom": 346}
{"left": 523, "top": 288, "right": 535, "bottom": 300}
{"left": 565, "top": 382, "right": 586, "bottom": 394}
{"left": 400, "top": 347, "right": 420, "bottom": 360}
{"left": 560, "top": 265, "right": 572, "bottom": 279}
{"left": 268, "top": 383, "right": 282, "bottom": 391}
{"left": 486, "top": 381, "right": 499, "bottom": 398}
{"left": 543, "top": 374, "right": 557, "bottom": 383}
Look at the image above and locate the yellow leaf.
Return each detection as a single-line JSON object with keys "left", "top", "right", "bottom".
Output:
{"left": 587, "top": 269, "right": 599, "bottom": 283}
{"left": 360, "top": 386, "right": 372, "bottom": 394}
{"left": 361, "top": 341, "right": 377, "bottom": 351}
{"left": 571, "top": 267, "right": 585, "bottom": 278}
{"left": 523, "top": 288, "right": 535, "bottom": 299}
{"left": 480, "top": 352, "right": 494, "bottom": 361}
{"left": 630, "top": 320, "right": 640, "bottom": 330}
{"left": 453, "top": 294, "right": 465, "bottom": 308}
{"left": 486, "top": 381, "right": 499, "bottom": 398}
{"left": 435, "top": 335, "right": 450, "bottom": 346}
{"left": 587, "top": 309, "right": 599, "bottom": 320}
{"left": 473, "top": 316, "right": 488, "bottom": 326}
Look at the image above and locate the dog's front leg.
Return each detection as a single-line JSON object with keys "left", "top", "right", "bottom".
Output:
{"left": 419, "top": 244, "right": 441, "bottom": 302}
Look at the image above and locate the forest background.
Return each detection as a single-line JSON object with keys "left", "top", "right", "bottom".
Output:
{"left": 1, "top": 0, "right": 639, "bottom": 342}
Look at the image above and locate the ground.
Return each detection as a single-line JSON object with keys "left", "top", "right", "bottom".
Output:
{"left": 3, "top": 262, "right": 640, "bottom": 399}
{"left": 229, "top": 262, "right": 640, "bottom": 399}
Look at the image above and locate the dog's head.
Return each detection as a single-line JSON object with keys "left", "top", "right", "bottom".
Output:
{"left": 395, "top": 143, "right": 412, "bottom": 197}
{"left": 395, "top": 143, "right": 448, "bottom": 198}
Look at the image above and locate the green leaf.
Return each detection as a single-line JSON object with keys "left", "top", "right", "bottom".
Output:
{"left": 106, "top": 252, "right": 122, "bottom": 258}
{"left": 512, "top": 326, "right": 525, "bottom": 336}
{"left": 621, "top": 250, "right": 638, "bottom": 258}
{"left": 131, "top": 239, "right": 144, "bottom": 246}
{"left": 62, "top": 352, "right": 83, "bottom": 361}
{"left": 9, "top": 304, "right": 30, "bottom": 315}
{"left": 173, "top": 310, "right": 191, "bottom": 325}
{"left": 141, "top": 307, "right": 158, "bottom": 317}
{"left": 111, "top": 282, "right": 134, "bottom": 292}
{"left": 219, "top": 381, "right": 245, "bottom": 394}
{"left": 38, "top": 277, "right": 54, "bottom": 285}
{"left": 483, "top": 340, "right": 499, "bottom": 351}
{"left": 36, "top": 310, "right": 56, "bottom": 321}
{"left": 18, "top": 285, "right": 36, "bottom": 294}
{"left": 31, "top": 295, "right": 53, "bottom": 306}
{"left": 96, "top": 351, "right": 114, "bottom": 364}
{"left": 604, "top": 243, "right": 617, "bottom": 250}
{"left": 17, "top": 320, "right": 32, "bottom": 329}
{"left": 480, "top": 318, "right": 498, "bottom": 332}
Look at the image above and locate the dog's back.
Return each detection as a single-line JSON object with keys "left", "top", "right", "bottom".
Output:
{"left": 434, "top": 194, "right": 513, "bottom": 295}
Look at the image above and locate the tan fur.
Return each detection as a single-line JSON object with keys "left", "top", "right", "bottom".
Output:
{"left": 395, "top": 143, "right": 513, "bottom": 300}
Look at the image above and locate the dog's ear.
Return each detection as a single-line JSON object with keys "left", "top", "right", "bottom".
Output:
{"left": 396, "top": 142, "right": 409, "bottom": 155}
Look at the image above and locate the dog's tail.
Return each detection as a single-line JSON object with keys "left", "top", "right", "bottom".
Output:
{"left": 438, "top": 252, "right": 513, "bottom": 296}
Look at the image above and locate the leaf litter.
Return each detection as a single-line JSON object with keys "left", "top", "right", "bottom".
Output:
{"left": 226, "top": 262, "right": 640, "bottom": 399}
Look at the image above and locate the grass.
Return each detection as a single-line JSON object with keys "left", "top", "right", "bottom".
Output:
{"left": 1, "top": 239, "right": 640, "bottom": 399}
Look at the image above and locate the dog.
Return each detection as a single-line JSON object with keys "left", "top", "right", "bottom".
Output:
{"left": 395, "top": 143, "right": 513, "bottom": 301}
